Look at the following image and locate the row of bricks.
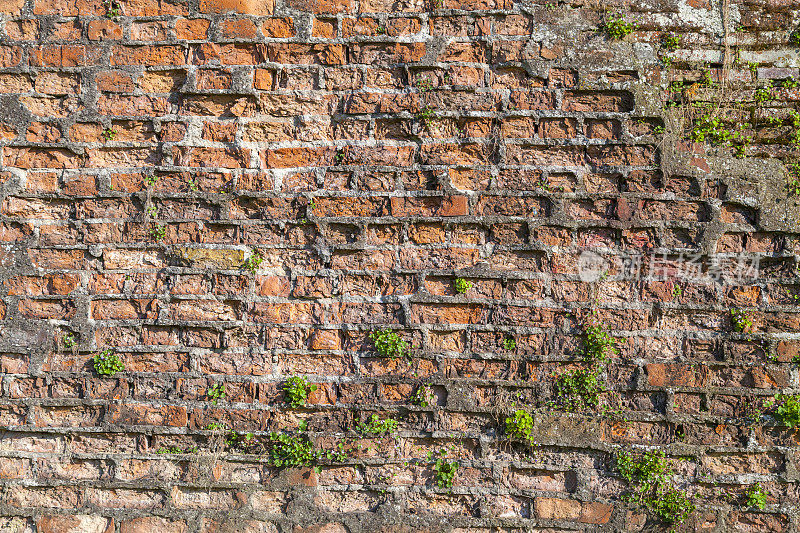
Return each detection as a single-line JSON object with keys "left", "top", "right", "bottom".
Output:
{"left": 1, "top": 272, "right": 787, "bottom": 300}
{"left": 4, "top": 117, "right": 643, "bottom": 144}
{"left": 0, "top": 144, "right": 657, "bottom": 168}
{"left": 6, "top": 168, "right": 678, "bottom": 195}
{"left": 0, "top": 408, "right": 792, "bottom": 451}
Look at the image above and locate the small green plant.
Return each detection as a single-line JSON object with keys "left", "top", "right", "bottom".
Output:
{"left": 334, "top": 149, "right": 345, "bottom": 164}
{"left": 104, "top": 0, "right": 122, "bottom": 18}
{"left": 553, "top": 367, "right": 604, "bottom": 412}
{"left": 772, "top": 394, "right": 800, "bottom": 427}
{"left": 661, "top": 32, "right": 679, "bottom": 51}
{"left": 242, "top": 249, "right": 263, "bottom": 275}
{"left": 369, "top": 328, "right": 409, "bottom": 359}
{"left": 672, "top": 285, "right": 683, "bottom": 299}
{"left": 745, "top": 483, "right": 767, "bottom": 510}
{"left": 207, "top": 383, "right": 225, "bottom": 405}
{"left": 157, "top": 445, "right": 192, "bottom": 454}
{"left": 502, "top": 337, "right": 516, "bottom": 350}
{"left": 357, "top": 414, "right": 398, "bottom": 436}
{"left": 784, "top": 77, "right": 800, "bottom": 89}
{"left": 583, "top": 320, "right": 618, "bottom": 363}
{"left": 416, "top": 105, "right": 435, "bottom": 126}
{"left": 188, "top": 178, "right": 199, "bottom": 192}
{"left": 376, "top": 25, "right": 385, "bottom": 34}
{"left": 325, "top": 441, "right": 351, "bottom": 462}
{"left": 149, "top": 224, "right": 166, "bottom": 242}
{"left": 410, "top": 383, "right": 435, "bottom": 407}
{"left": 206, "top": 422, "right": 227, "bottom": 431}
{"left": 93, "top": 349, "right": 124, "bottom": 376}
{"left": 266, "top": 431, "right": 318, "bottom": 467}
{"left": 101, "top": 127, "right": 117, "bottom": 141}
{"left": 615, "top": 450, "right": 695, "bottom": 525}
{"left": 62, "top": 333, "right": 76, "bottom": 348}
{"left": 144, "top": 174, "right": 158, "bottom": 187}
{"left": 416, "top": 79, "right": 434, "bottom": 93}
{"left": 146, "top": 205, "right": 157, "bottom": 218}
{"left": 690, "top": 112, "right": 751, "bottom": 156}
{"left": 283, "top": 376, "right": 317, "bottom": 408}
{"left": 453, "top": 277, "right": 473, "bottom": 294}
{"left": 601, "top": 13, "right": 636, "bottom": 40}
{"left": 791, "top": 29, "right": 800, "bottom": 46}
{"left": 505, "top": 409, "right": 535, "bottom": 446}
{"left": 789, "top": 110, "right": 800, "bottom": 146}
{"left": 731, "top": 308, "right": 754, "bottom": 333}
{"left": 755, "top": 82, "right": 773, "bottom": 104}
{"left": 428, "top": 449, "right": 458, "bottom": 489}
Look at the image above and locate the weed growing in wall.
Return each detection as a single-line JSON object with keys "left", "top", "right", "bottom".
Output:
{"left": 101, "top": 127, "right": 117, "bottom": 141}
{"left": 207, "top": 383, "right": 225, "bottom": 405}
{"left": 266, "top": 431, "right": 318, "bottom": 468}
{"left": 551, "top": 315, "right": 617, "bottom": 412}
{"left": 369, "top": 329, "right": 409, "bottom": 359}
{"left": 411, "top": 383, "right": 435, "bottom": 407}
{"left": 429, "top": 449, "right": 458, "bottom": 489}
{"left": 283, "top": 376, "right": 317, "bottom": 408}
{"left": 602, "top": 13, "right": 636, "bottom": 39}
{"left": 453, "top": 277, "right": 473, "bottom": 294}
{"left": 615, "top": 450, "right": 695, "bottom": 525}
{"left": 357, "top": 414, "right": 398, "bottom": 435}
{"left": 505, "top": 409, "right": 535, "bottom": 446}
{"left": 242, "top": 249, "right": 263, "bottom": 275}
{"left": 730, "top": 308, "right": 755, "bottom": 333}
{"left": 93, "top": 349, "right": 124, "bottom": 376}
{"left": 745, "top": 483, "right": 767, "bottom": 509}
{"left": 772, "top": 394, "right": 800, "bottom": 427}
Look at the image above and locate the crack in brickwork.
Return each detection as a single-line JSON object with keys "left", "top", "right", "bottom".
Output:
{"left": 0, "top": 0, "right": 800, "bottom": 531}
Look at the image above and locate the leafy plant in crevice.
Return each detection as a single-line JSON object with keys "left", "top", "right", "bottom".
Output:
{"left": 104, "top": 0, "right": 122, "bottom": 18}
{"left": 283, "top": 376, "right": 317, "bottom": 408}
{"left": 265, "top": 431, "right": 318, "bottom": 468}
{"left": 690, "top": 112, "right": 752, "bottom": 158}
{"left": 502, "top": 336, "right": 516, "bottom": 351}
{"left": 369, "top": 328, "right": 409, "bottom": 359}
{"left": 453, "top": 277, "right": 473, "bottom": 294}
{"left": 410, "top": 383, "right": 435, "bottom": 407}
{"left": 149, "top": 224, "right": 166, "bottom": 243}
{"left": 745, "top": 483, "right": 767, "bottom": 510}
{"left": 357, "top": 414, "right": 398, "bottom": 436}
{"left": 241, "top": 249, "right": 264, "bottom": 275}
{"left": 601, "top": 12, "right": 636, "bottom": 40}
{"left": 504, "top": 409, "right": 535, "bottom": 447}
{"left": 754, "top": 82, "right": 773, "bottom": 104}
{"left": 771, "top": 394, "right": 800, "bottom": 428}
{"left": 550, "top": 315, "right": 618, "bottom": 413}
{"left": 730, "top": 308, "right": 755, "bottom": 333}
{"left": 428, "top": 449, "right": 458, "bottom": 489}
{"left": 93, "top": 349, "right": 124, "bottom": 376}
{"left": 615, "top": 449, "right": 695, "bottom": 525}
{"left": 207, "top": 383, "right": 226, "bottom": 405}
{"left": 553, "top": 366, "right": 605, "bottom": 412}
{"left": 101, "top": 127, "right": 117, "bottom": 141}
{"left": 62, "top": 333, "right": 76, "bottom": 349}
{"left": 661, "top": 32, "right": 679, "bottom": 51}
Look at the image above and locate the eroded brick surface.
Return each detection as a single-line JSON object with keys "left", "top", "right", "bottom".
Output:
{"left": 0, "top": 0, "right": 799, "bottom": 530}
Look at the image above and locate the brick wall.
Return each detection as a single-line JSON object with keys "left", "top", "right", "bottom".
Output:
{"left": 1, "top": 0, "right": 800, "bottom": 530}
